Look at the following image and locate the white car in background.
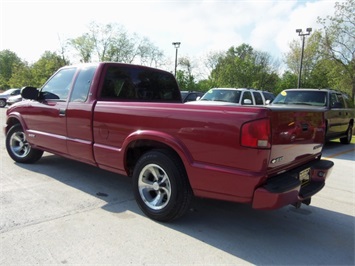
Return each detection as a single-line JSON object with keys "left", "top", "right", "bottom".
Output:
{"left": 0, "top": 88, "right": 21, "bottom": 107}
{"left": 186, "top": 88, "right": 274, "bottom": 106}
{"left": 6, "top": 94, "right": 23, "bottom": 106}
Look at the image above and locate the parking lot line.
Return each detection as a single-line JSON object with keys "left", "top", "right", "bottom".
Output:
{"left": 323, "top": 148, "right": 355, "bottom": 159}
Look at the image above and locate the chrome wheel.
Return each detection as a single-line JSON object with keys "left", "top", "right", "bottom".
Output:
{"left": 138, "top": 163, "right": 171, "bottom": 210}
{"left": 6, "top": 124, "right": 43, "bottom": 163}
{"left": 133, "top": 150, "right": 192, "bottom": 222}
{"left": 9, "top": 130, "right": 31, "bottom": 158}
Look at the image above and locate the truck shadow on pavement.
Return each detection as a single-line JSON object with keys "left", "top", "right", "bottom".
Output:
{"left": 15, "top": 152, "right": 354, "bottom": 266}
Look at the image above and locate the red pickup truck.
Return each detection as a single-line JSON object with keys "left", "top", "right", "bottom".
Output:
{"left": 4, "top": 62, "right": 334, "bottom": 222}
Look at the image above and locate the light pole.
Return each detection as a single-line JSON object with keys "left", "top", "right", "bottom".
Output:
{"left": 172, "top": 42, "right": 181, "bottom": 77}
{"left": 296, "top": 28, "right": 312, "bottom": 88}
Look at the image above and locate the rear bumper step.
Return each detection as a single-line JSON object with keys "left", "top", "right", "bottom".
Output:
{"left": 252, "top": 159, "right": 334, "bottom": 210}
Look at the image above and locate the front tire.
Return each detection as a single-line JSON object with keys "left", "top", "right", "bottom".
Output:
{"left": 6, "top": 124, "right": 44, "bottom": 163}
{"left": 132, "top": 149, "right": 192, "bottom": 222}
{"left": 340, "top": 124, "right": 353, "bottom": 144}
{"left": 0, "top": 99, "right": 6, "bottom": 108}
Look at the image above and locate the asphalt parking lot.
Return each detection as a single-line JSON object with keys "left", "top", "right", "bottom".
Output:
{"left": 0, "top": 107, "right": 354, "bottom": 265}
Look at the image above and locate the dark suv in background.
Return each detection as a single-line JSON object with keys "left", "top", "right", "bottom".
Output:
{"left": 180, "top": 91, "right": 204, "bottom": 102}
{"left": 272, "top": 88, "right": 354, "bottom": 144}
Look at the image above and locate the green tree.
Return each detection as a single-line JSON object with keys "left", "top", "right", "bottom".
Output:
{"left": 284, "top": 30, "right": 323, "bottom": 88}
{"left": 0, "top": 50, "right": 23, "bottom": 89}
{"left": 275, "top": 71, "right": 298, "bottom": 92}
{"left": 30, "top": 51, "right": 68, "bottom": 87}
{"left": 175, "top": 56, "right": 199, "bottom": 91}
{"left": 69, "top": 33, "right": 95, "bottom": 63}
{"left": 68, "top": 22, "right": 165, "bottom": 66}
{"left": 318, "top": 0, "right": 355, "bottom": 101}
{"left": 209, "top": 44, "right": 279, "bottom": 90}
{"left": 8, "top": 63, "right": 33, "bottom": 88}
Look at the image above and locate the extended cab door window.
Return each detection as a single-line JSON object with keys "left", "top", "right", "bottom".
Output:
{"left": 66, "top": 66, "right": 98, "bottom": 164}
{"left": 69, "top": 66, "right": 97, "bottom": 102}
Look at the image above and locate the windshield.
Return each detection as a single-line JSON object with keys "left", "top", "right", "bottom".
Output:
{"left": 273, "top": 90, "right": 327, "bottom": 106}
{"left": 200, "top": 89, "right": 241, "bottom": 103}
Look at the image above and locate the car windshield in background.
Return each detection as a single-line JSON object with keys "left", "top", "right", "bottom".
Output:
{"left": 200, "top": 89, "right": 241, "bottom": 103}
{"left": 273, "top": 90, "right": 327, "bottom": 106}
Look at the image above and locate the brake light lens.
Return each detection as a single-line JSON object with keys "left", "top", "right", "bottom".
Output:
{"left": 241, "top": 118, "right": 271, "bottom": 148}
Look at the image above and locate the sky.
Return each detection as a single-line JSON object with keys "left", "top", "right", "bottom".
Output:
{"left": 0, "top": 0, "right": 339, "bottom": 73}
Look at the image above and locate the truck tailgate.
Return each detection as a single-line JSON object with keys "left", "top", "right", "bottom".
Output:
{"left": 267, "top": 106, "right": 325, "bottom": 174}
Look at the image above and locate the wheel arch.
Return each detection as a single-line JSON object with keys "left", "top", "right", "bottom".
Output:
{"left": 5, "top": 113, "right": 26, "bottom": 135}
{"left": 121, "top": 130, "right": 192, "bottom": 177}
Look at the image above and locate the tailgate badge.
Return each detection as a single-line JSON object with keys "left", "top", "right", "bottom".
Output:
{"left": 313, "top": 144, "right": 323, "bottom": 150}
{"left": 271, "top": 156, "right": 283, "bottom": 164}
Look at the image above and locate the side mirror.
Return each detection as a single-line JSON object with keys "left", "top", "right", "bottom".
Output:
{"left": 243, "top": 99, "right": 252, "bottom": 105}
{"left": 21, "top": 86, "right": 39, "bottom": 100}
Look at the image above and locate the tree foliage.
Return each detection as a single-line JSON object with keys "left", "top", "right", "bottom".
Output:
{"left": 68, "top": 22, "right": 165, "bottom": 68}
{"left": 318, "top": 0, "right": 355, "bottom": 101}
{"left": 175, "top": 56, "right": 200, "bottom": 91}
{"left": 69, "top": 33, "right": 95, "bottom": 63}
{"left": 30, "top": 51, "right": 68, "bottom": 87}
{"left": 7, "top": 51, "right": 67, "bottom": 88}
{"left": 285, "top": 0, "right": 354, "bottom": 100}
{"left": 2, "top": 1, "right": 354, "bottom": 99}
{"left": 0, "top": 50, "right": 23, "bottom": 89}
{"left": 284, "top": 30, "right": 324, "bottom": 88}
{"left": 209, "top": 44, "right": 279, "bottom": 91}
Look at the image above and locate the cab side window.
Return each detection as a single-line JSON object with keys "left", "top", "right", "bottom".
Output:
{"left": 253, "top": 91, "right": 263, "bottom": 105}
{"left": 330, "top": 93, "right": 344, "bottom": 108}
{"left": 100, "top": 66, "right": 181, "bottom": 102}
{"left": 41, "top": 68, "right": 76, "bottom": 100}
{"left": 336, "top": 94, "right": 345, "bottom": 108}
{"left": 242, "top": 91, "right": 253, "bottom": 105}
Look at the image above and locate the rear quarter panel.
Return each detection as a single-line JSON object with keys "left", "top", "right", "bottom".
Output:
{"left": 92, "top": 103, "right": 325, "bottom": 201}
{"left": 92, "top": 102, "right": 272, "bottom": 199}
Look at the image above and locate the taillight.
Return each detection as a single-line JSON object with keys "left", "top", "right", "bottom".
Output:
{"left": 241, "top": 118, "right": 271, "bottom": 148}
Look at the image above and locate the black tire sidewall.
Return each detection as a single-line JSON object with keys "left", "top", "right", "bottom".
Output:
{"left": 132, "top": 150, "right": 190, "bottom": 222}
{"left": 0, "top": 99, "right": 6, "bottom": 107}
{"left": 6, "top": 124, "right": 43, "bottom": 163}
{"left": 340, "top": 124, "right": 353, "bottom": 144}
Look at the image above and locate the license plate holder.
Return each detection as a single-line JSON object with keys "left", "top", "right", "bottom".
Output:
{"left": 299, "top": 167, "right": 311, "bottom": 185}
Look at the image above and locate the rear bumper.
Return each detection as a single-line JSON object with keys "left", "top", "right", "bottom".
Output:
{"left": 252, "top": 159, "right": 334, "bottom": 210}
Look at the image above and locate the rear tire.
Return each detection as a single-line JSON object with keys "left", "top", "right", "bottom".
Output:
{"left": 132, "top": 149, "right": 192, "bottom": 222}
{"left": 6, "top": 124, "right": 43, "bottom": 163}
{"left": 340, "top": 124, "right": 353, "bottom": 144}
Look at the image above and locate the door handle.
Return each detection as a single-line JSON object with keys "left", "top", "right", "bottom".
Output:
{"left": 59, "top": 108, "right": 66, "bottom": 117}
